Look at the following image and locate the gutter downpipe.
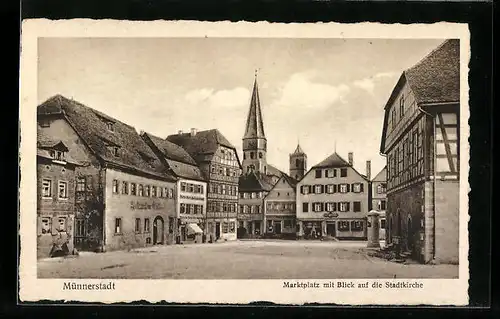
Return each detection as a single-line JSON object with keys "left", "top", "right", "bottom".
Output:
{"left": 418, "top": 105, "right": 437, "bottom": 264}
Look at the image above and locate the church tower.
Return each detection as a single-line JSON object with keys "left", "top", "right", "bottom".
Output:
{"left": 290, "top": 143, "right": 307, "bottom": 181}
{"left": 242, "top": 72, "right": 267, "bottom": 175}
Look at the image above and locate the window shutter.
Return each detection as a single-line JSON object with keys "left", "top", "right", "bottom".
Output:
{"left": 333, "top": 202, "right": 337, "bottom": 211}
{"left": 320, "top": 203, "right": 324, "bottom": 212}
{"left": 300, "top": 185, "right": 304, "bottom": 194}
{"left": 308, "top": 185, "right": 312, "bottom": 193}
{"left": 346, "top": 202, "right": 350, "bottom": 211}
{"left": 360, "top": 183, "right": 364, "bottom": 192}
{"left": 51, "top": 217, "right": 59, "bottom": 234}
{"left": 346, "top": 184, "right": 351, "bottom": 192}
{"left": 333, "top": 184, "right": 337, "bottom": 193}
{"left": 333, "top": 169, "right": 337, "bottom": 177}
{"left": 321, "top": 185, "right": 325, "bottom": 193}
{"left": 37, "top": 216, "right": 42, "bottom": 236}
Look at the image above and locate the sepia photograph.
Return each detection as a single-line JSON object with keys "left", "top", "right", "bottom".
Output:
{"left": 19, "top": 20, "right": 470, "bottom": 304}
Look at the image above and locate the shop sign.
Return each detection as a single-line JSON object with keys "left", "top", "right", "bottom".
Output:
{"left": 130, "top": 200, "right": 164, "bottom": 210}
{"left": 323, "top": 212, "right": 339, "bottom": 218}
{"left": 180, "top": 194, "right": 205, "bottom": 201}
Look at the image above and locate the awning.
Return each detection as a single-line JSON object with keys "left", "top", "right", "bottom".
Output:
{"left": 187, "top": 223, "right": 203, "bottom": 235}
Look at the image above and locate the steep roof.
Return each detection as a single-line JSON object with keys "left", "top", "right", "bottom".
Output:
{"left": 282, "top": 173, "right": 298, "bottom": 189}
{"left": 238, "top": 171, "right": 274, "bottom": 192}
{"left": 372, "top": 166, "right": 387, "bottom": 182}
{"left": 37, "top": 95, "right": 176, "bottom": 181}
{"left": 380, "top": 39, "right": 460, "bottom": 153}
{"left": 405, "top": 39, "right": 460, "bottom": 105}
{"left": 141, "top": 132, "right": 205, "bottom": 181}
{"left": 266, "top": 164, "right": 284, "bottom": 178}
{"left": 166, "top": 129, "right": 239, "bottom": 165}
{"left": 243, "top": 76, "right": 266, "bottom": 140}
{"left": 312, "top": 152, "right": 350, "bottom": 169}
{"left": 291, "top": 144, "right": 306, "bottom": 156}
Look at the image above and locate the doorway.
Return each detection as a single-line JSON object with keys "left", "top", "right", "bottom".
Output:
{"left": 153, "top": 216, "right": 164, "bottom": 245}
{"left": 327, "top": 222, "right": 336, "bottom": 237}
{"left": 215, "top": 222, "right": 221, "bottom": 239}
{"left": 274, "top": 222, "right": 282, "bottom": 234}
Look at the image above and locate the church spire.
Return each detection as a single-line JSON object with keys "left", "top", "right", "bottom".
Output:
{"left": 243, "top": 71, "right": 266, "bottom": 139}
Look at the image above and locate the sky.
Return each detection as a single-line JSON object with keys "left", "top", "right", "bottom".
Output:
{"left": 38, "top": 37, "right": 443, "bottom": 178}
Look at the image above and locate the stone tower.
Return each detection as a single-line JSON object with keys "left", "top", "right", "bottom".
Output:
{"left": 242, "top": 73, "right": 267, "bottom": 175}
{"left": 290, "top": 144, "right": 307, "bottom": 181}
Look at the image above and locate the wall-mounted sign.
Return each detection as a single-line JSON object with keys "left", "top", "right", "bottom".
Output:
{"left": 323, "top": 212, "right": 339, "bottom": 218}
{"left": 180, "top": 194, "right": 205, "bottom": 201}
{"left": 130, "top": 201, "right": 165, "bottom": 210}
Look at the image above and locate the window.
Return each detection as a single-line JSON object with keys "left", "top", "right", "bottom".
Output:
{"left": 380, "top": 219, "right": 386, "bottom": 229}
{"left": 339, "top": 184, "right": 348, "bottom": 193}
{"left": 379, "top": 200, "right": 387, "bottom": 210}
{"left": 42, "top": 179, "right": 52, "bottom": 198}
{"left": 145, "top": 185, "right": 151, "bottom": 197}
{"left": 351, "top": 220, "right": 364, "bottom": 231}
{"left": 352, "top": 183, "right": 362, "bottom": 193}
{"left": 326, "top": 184, "right": 335, "bottom": 194}
{"left": 340, "top": 168, "right": 347, "bottom": 177}
{"left": 131, "top": 183, "right": 137, "bottom": 196}
{"left": 326, "top": 202, "right": 335, "bottom": 212}
{"left": 135, "top": 218, "right": 141, "bottom": 233}
{"left": 302, "top": 185, "right": 310, "bottom": 195}
{"left": 313, "top": 202, "right": 323, "bottom": 212}
{"left": 121, "top": 181, "right": 129, "bottom": 195}
{"left": 250, "top": 192, "right": 256, "bottom": 199}
{"left": 315, "top": 169, "right": 322, "bottom": 178}
{"left": 250, "top": 152, "right": 255, "bottom": 159}
{"left": 196, "top": 205, "right": 202, "bottom": 215}
{"left": 168, "top": 188, "right": 174, "bottom": 198}
{"left": 325, "top": 168, "right": 336, "bottom": 178}
{"left": 144, "top": 218, "right": 150, "bottom": 233}
{"left": 259, "top": 152, "right": 263, "bottom": 159}
{"left": 181, "top": 182, "right": 187, "bottom": 192}
{"left": 76, "top": 177, "right": 85, "bottom": 192}
{"left": 338, "top": 221, "right": 350, "bottom": 231}
{"left": 284, "top": 219, "right": 293, "bottom": 228}
{"left": 138, "top": 184, "right": 144, "bottom": 196}
{"left": 75, "top": 218, "right": 85, "bottom": 236}
{"left": 112, "top": 180, "right": 119, "bottom": 193}
{"left": 58, "top": 181, "right": 68, "bottom": 199}
{"left": 40, "top": 217, "right": 51, "bottom": 234}
{"left": 222, "top": 222, "right": 229, "bottom": 233}
{"left": 151, "top": 186, "right": 157, "bottom": 197}
{"left": 256, "top": 206, "right": 261, "bottom": 214}
{"left": 302, "top": 202, "right": 309, "bottom": 213}
{"left": 353, "top": 201, "right": 361, "bottom": 212}
{"left": 189, "top": 204, "right": 195, "bottom": 214}
{"left": 211, "top": 165, "right": 216, "bottom": 174}
{"left": 189, "top": 184, "right": 194, "bottom": 193}
{"left": 399, "top": 95, "right": 405, "bottom": 118}
{"left": 106, "top": 122, "right": 114, "bottom": 131}
{"left": 115, "top": 218, "right": 122, "bottom": 234}
{"left": 243, "top": 153, "right": 246, "bottom": 160}
{"left": 377, "top": 183, "right": 387, "bottom": 194}
{"left": 338, "top": 202, "right": 349, "bottom": 212}
{"left": 229, "top": 222, "right": 236, "bottom": 233}
{"left": 180, "top": 203, "right": 186, "bottom": 214}
{"left": 392, "top": 108, "right": 397, "bottom": 129}
{"left": 57, "top": 217, "right": 66, "bottom": 231}
{"left": 314, "top": 185, "right": 323, "bottom": 194}
{"left": 112, "top": 146, "right": 119, "bottom": 157}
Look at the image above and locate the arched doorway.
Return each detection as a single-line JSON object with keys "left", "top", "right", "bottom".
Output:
{"left": 153, "top": 216, "right": 164, "bottom": 245}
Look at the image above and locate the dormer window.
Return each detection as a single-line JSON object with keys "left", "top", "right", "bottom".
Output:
{"left": 50, "top": 150, "right": 66, "bottom": 161}
{"left": 111, "top": 146, "right": 120, "bottom": 157}
{"left": 105, "top": 121, "right": 114, "bottom": 131}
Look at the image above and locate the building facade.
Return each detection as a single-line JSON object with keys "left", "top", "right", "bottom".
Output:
{"left": 371, "top": 166, "right": 387, "bottom": 240}
{"left": 380, "top": 39, "right": 460, "bottom": 264}
{"left": 263, "top": 174, "right": 297, "bottom": 239}
{"left": 167, "top": 129, "right": 241, "bottom": 242}
{"left": 142, "top": 132, "right": 207, "bottom": 244}
{"left": 296, "top": 152, "right": 371, "bottom": 240}
{"left": 37, "top": 128, "right": 80, "bottom": 258}
{"left": 37, "top": 95, "right": 178, "bottom": 252}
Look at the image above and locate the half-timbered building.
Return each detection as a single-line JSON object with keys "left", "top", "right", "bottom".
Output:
{"left": 167, "top": 128, "right": 242, "bottom": 241}
{"left": 380, "top": 39, "right": 460, "bottom": 264}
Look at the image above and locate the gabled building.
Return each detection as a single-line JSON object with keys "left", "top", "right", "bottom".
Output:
{"left": 371, "top": 166, "right": 387, "bottom": 240}
{"left": 263, "top": 174, "right": 298, "bottom": 238}
{"left": 37, "top": 127, "right": 83, "bottom": 258}
{"left": 167, "top": 128, "right": 241, "bottom": 241}
{"left": 296, "top": 152, "right": 371, "bottom": 240}
{"left": 141, "top": 132, "right": 207, "bottom": 243}
{"left": 380, "top": 39, "right": 460, "bottom": 264}
{"left": 37, "top": 95, "right": 178, "bottom": 252}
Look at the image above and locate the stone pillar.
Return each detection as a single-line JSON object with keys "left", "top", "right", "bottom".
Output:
{"left": 298, "top": 221, "right": 304, "bottom": 237}
{"left": 367, "top": 210, "right": 381, "bottom": 248}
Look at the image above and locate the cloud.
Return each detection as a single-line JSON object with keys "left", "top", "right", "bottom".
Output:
{"left": 184, "top": 87, "right": 250, "bottom": 108}
{"left": 353, "top": 78, "right": 376, "bottom": 94}
{"left": 272, "top": 72, "right": 350, "bottom": 109}
{"left": 374, "top": 71, "right": 398, "bottom": 79}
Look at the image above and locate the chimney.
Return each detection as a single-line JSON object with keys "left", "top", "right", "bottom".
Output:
{"left": 366, "top": 160, "right": 371, "bottom": 181}
{"left": 190, "top": 128, "right": 197, "bottom": 136}
{"left": 348, "top": 152, "right": 353, "bottom": 166}
{"left": 178, "top": 130, "right": 183, "bottom": 135}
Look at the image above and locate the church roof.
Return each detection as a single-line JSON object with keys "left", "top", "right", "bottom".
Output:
{"left": 238, "top": 171, "right": 274, "bottom": 192}
{"left": 291, "top": 144, "right": 305, "bottom": 155}
{"left": 243, "top": 76, "right": 266, "bottom": 140}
